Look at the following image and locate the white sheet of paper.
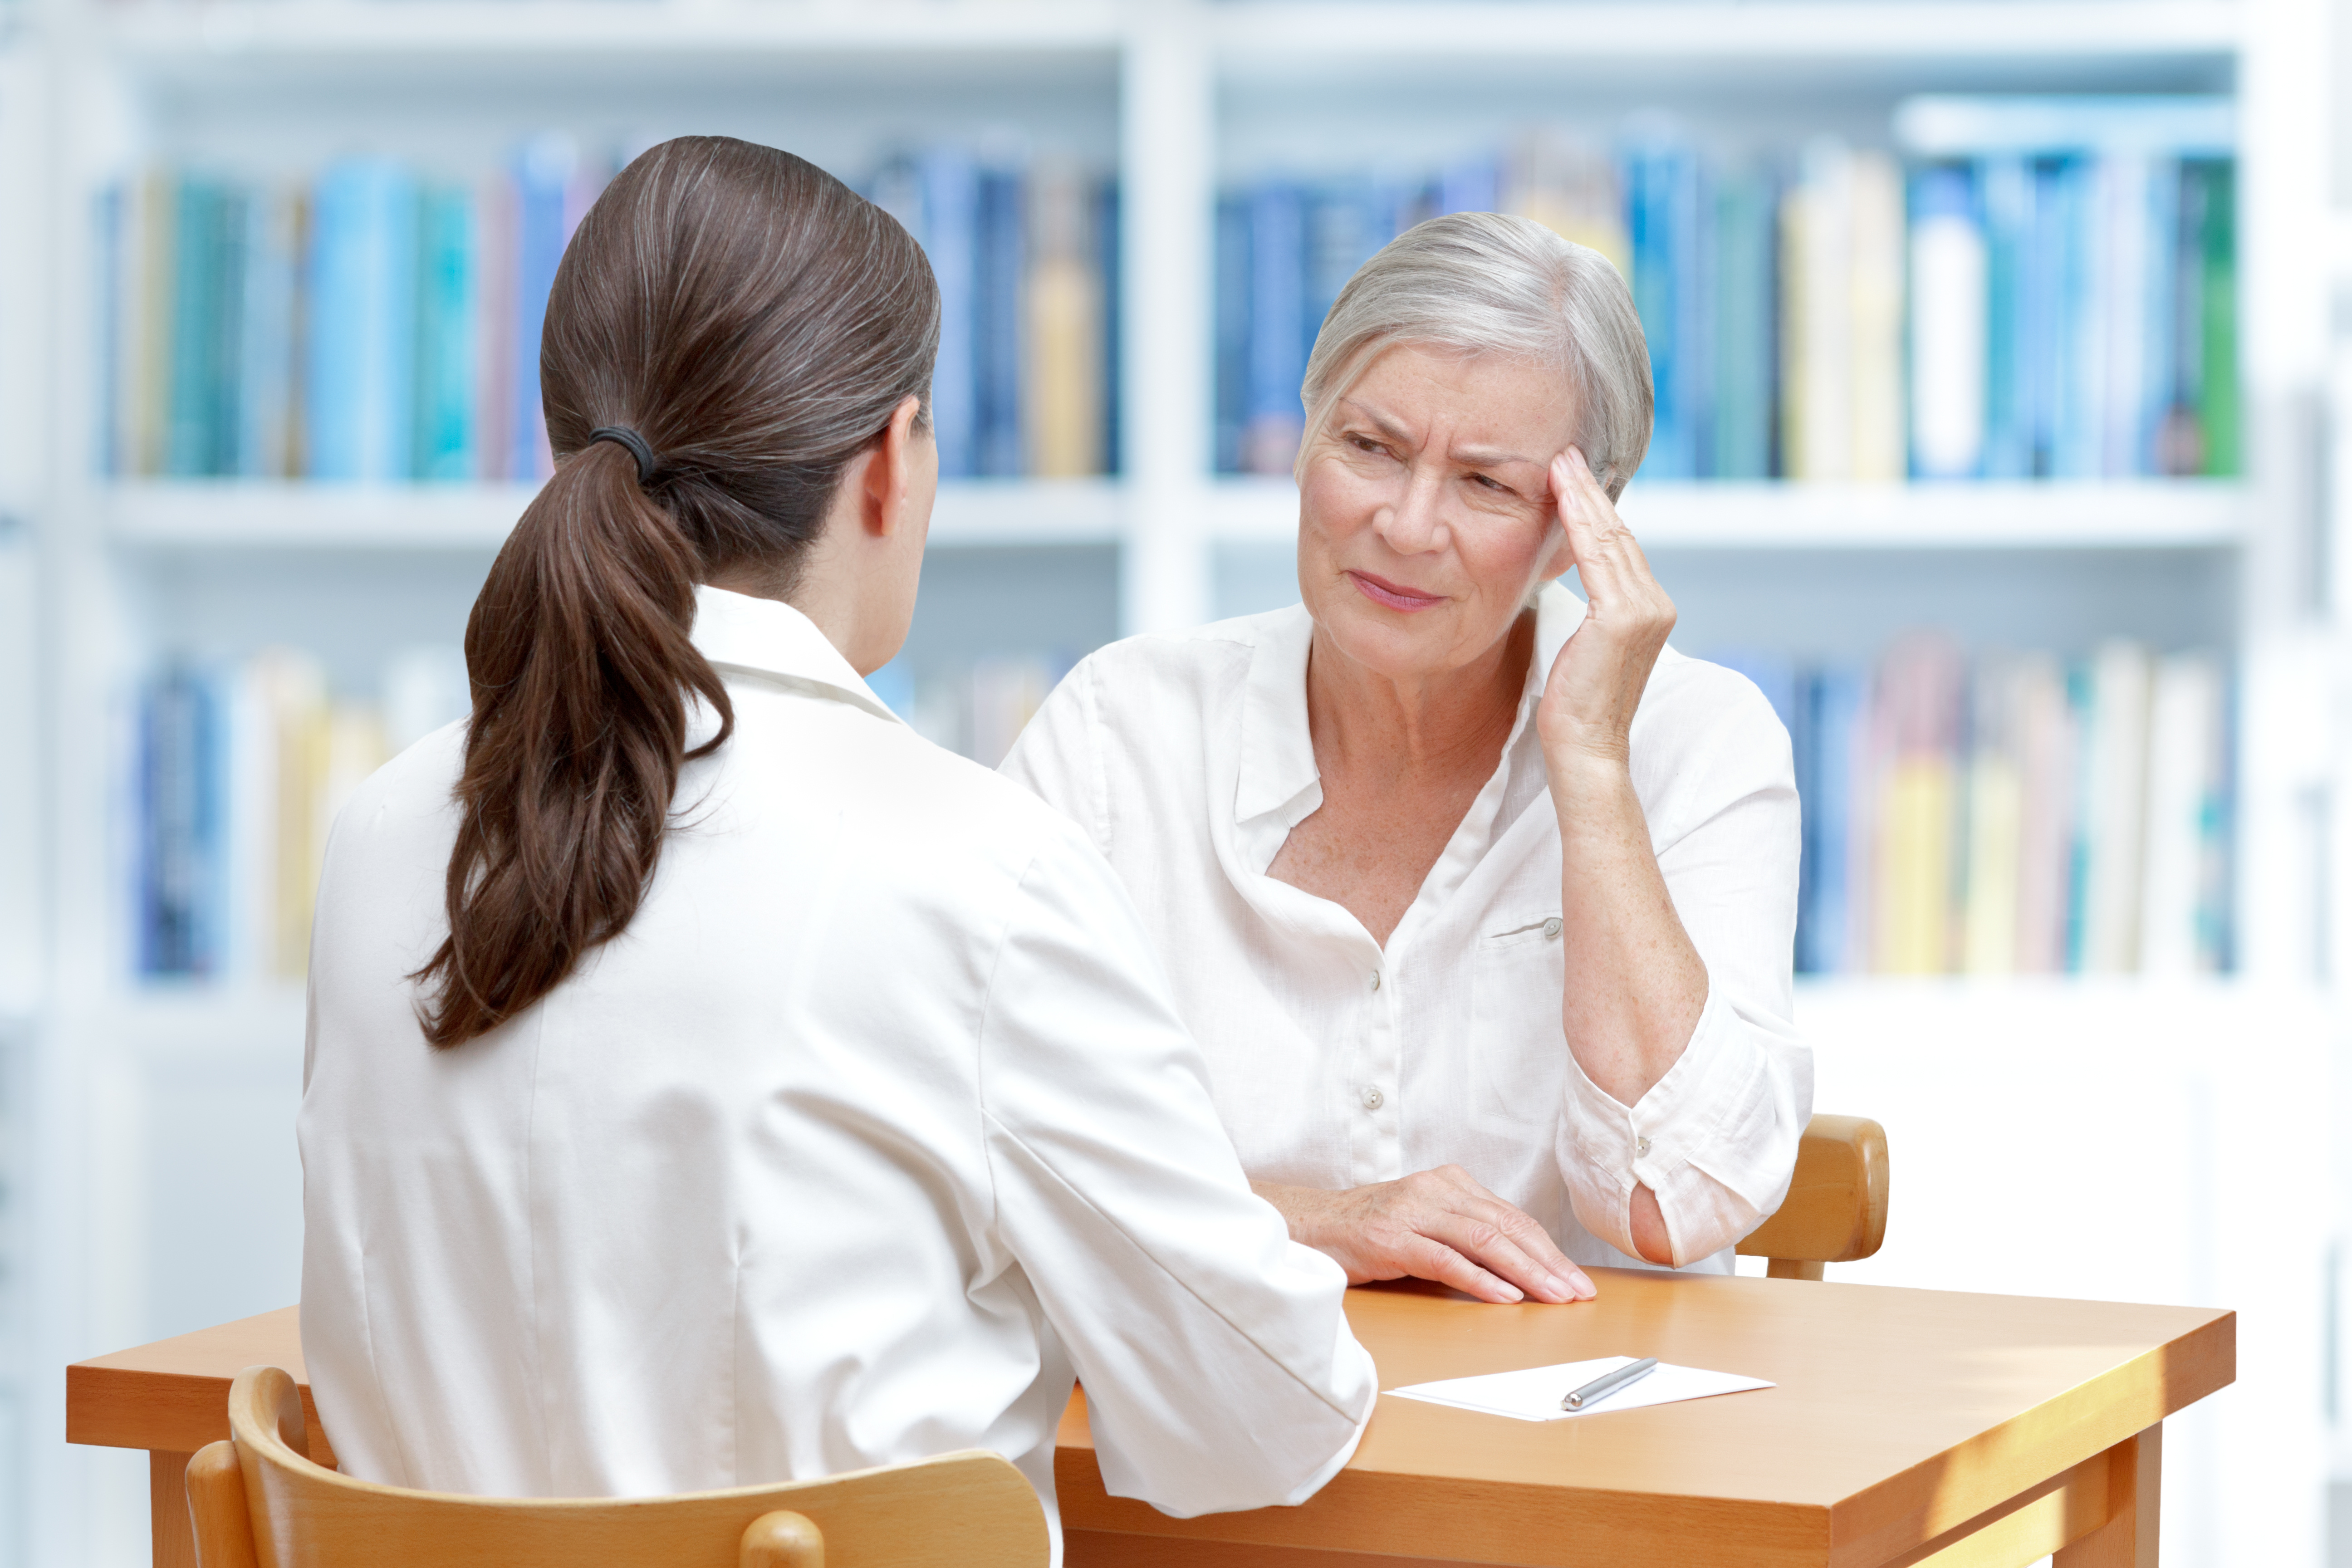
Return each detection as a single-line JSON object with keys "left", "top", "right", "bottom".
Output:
{"left": 1385, "top": 1356, "right": 1774, "bottom": 1422}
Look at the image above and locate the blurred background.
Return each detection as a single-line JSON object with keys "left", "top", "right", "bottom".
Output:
{"left": 0, "top": 0, "right": 2347, "bottom": 1562}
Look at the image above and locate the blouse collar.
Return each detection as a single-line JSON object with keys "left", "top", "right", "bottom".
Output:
{"left": 1234, "top": 579, "right": 1589, "bottom": 833}
{"left": 690, "top": 584, "right": 905, "bottom": 729}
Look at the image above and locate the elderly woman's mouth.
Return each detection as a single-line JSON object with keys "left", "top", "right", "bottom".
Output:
{"left": 1347, "top": 570, "right": 1446, "bottom": 612}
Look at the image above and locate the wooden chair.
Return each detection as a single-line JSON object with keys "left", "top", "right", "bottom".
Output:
{"left": 185, "top": 1365, "right": 1049, "bottom": 1568}
{"left": 1734, "top": 1113, "right": 1890, "bottom": 1281}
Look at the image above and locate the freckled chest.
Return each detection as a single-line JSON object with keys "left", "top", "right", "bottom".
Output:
{"left": 1267, "top": 756, "right": 1500, "bottom": 949}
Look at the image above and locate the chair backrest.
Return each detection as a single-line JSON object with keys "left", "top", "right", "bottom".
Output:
{"left": 185, "top": 1366, "right": 1049, "bottom": 1568}
{"left": 1733, "top": 1113, "right": 1890, "bottom": 1281}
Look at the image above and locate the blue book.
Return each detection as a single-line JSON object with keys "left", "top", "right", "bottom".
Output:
{"left": 137, "top": 666, "right": 224, "bottom": 979}
{"left": 416, "top": 184, "right": 479, "bottom": 482}
{"left": 1798, "top": 667, "right": 1865, "bottom": 976}
{"left": 1623, "top": 139, "right": 1703, "bottom": 480}
{"left": 1095, "top": 177, "right": 1122, "bottom": 476}
{"left": 974, "top": 165, "right": 1025, "bottom": 477}
{"left": 166, "top": 176, "right": 220, "bottom": 478}
{"left": 238, "top": 187, "right": 297, "bottom": 478}
{"left": 2137, "top": 156, "right": 2181, "bottom": 476}
{"left": 510, "top": 136, "right": 573, "bottom": 484}
{"left": 1304, "top": 179, "right": 1394, "bottom": 356}
{"left": 2021, "top": 158, "right": 2070, "bottom": 477}
{"left": 1978, "top": 156, "right": 2034, "bottom": 479}
{"left": 1214, "top": 193, "right": 1250, "bottom": 474}
{"left": 97, "top": 184, "right": 125, "bottom": 475}
{"left": 1241, "top": 181, "right": 1304, "bottom": 474}
{"left": 921, "top": 147, "right": 980, "bottom": 479}
{"left": 1438, "top": 155, "right": 1497, "bottom": 216}
{"left": 1710, "top": 167, "right": 1774, "bottom": 480}
{"left": 307, "top": 157, "right": 419, "bottom": 482}
{"left": 2049, "top": 158, "right": 2102, "bottom": 480}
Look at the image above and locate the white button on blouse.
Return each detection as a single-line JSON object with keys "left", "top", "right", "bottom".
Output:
{"left": 299, "top": 588, "right": 1376, "bottom": 1559}
{"left": 1000, "top": 583, "right": 1814, "bottom": 1272}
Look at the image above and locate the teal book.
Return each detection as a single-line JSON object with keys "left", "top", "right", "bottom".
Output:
{"left": 2190, "top": 160, "right": 2238, "bottom": 476}
{"left": 165, "top": 176, "right": 219, "bottom": 478}
{"left": 415, "top": 183, "right": 479, "bottom": 481}
{"left": 1710, "top": 167, "right": 1774, "bottom": 480}
{"left": 307, "top": 157, "right": 420, "bottom": 481}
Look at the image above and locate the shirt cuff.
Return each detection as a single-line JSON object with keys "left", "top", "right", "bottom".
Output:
{"left": 1558, "top": 983, "right": 1769, "bottom": 1267}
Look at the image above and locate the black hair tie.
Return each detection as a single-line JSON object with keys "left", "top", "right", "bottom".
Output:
{"left": 587, "top": 426, "right": 660, "bottom": 485}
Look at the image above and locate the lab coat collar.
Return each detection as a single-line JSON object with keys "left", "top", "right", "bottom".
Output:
{"left": 691, "top": 585, "right": 905, "bottom": 728}
{"left": 1232, "top": 579, "right": 1588, "bottom": 829}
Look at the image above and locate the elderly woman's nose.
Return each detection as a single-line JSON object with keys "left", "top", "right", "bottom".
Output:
{"left": 1375, "top": 464, "right": 1450, "bottom": 552}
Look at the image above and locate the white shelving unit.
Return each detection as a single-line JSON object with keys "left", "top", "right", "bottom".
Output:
{"left": 1, "top": 2, "right": 2342, "bottom": 1566}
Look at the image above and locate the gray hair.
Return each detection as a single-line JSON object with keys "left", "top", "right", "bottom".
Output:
{"left": 1297, "top": 211, "right": 1653, "bottom": 501}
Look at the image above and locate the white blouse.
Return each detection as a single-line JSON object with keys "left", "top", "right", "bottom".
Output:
{"left": 299, "top": 587, "right": 1376, "bottom": 1556}
{"left": 1000, "top": 583, "right": 1813, "bottom": 1273}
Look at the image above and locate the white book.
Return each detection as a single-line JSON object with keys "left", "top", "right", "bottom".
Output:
{"left": 2079, "top": 641, "right": 2154, "bottom": 973}
{"left": 1784, "top": 138, "right": 1854, "bottom": 482}
{"left": 1961, "top": 655, "right": 2024, "bottom": 975}
{"left": 218, "top": 659, "right": 279, "bottom": 987}
{"left": 2140, "top": 653, "right": 2223, "bottom": 976}
{"left": 1908, "top": 176, "right": 1988, "bottom": 479}
{"left": 1848, "top": 150, "right": 1906, "bottom": 483}
{"left": 2010, "top": 654, "right": 2075, "bottom": 973}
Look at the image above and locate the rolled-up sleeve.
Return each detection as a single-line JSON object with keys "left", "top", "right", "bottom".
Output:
{"left": 1558, "top": 661, "right": 1815, "bottom": 1267}
{"left": 978, "top": 827, "right": 1377, "bottom": 1516}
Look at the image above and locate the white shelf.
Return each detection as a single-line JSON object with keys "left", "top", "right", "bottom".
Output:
{"left": 104, "top": 478, "right": 1125, "bottom": 551}
{"left": 1212, "top": 1, "right": 2240, "bottom": 64}
{"left": 92, "top": 0, "right": 2238, "bottom": 69}
{"left": 100, "top": 0, "right": 1124, "bottom": 66}
{"left": 1209, "top": 476, "right": 2249, "bottom": 550}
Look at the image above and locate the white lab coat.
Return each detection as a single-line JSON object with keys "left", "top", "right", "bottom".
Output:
{"left": 299, "top": 587, "right": 1377, "bottom": 1559}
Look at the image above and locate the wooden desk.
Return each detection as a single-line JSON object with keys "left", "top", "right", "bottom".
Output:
{"left": 69, "top": 1270, "right": 2230, "bottom": 1568}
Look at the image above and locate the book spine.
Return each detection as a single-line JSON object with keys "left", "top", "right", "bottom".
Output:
{"left": 1906, "top": 164, "right": 1987, "bottom": 480}
{"left": 474, "top": 170, "right": 517, "bottom": 481}
{"left": 1977, "top": 156, "right": 2033, "bottom": 480}
{"left": 511, "top": 135, "right": 575, "bottom": 485}
{"left": 2195, "top": 160, "right": 2239, "bottom": 476}
{"left": 165, "top": 177, "right": 217, "bottom": 479}
{"left": 238, "top": 186, "right": 297, "bottom": 479}
{"left": 921, "top": 146, "right": 980, "bottom": 480}
{"left": 975, "top": 164, "right": 1027, "bottom": 478}
{"left": 1214, "top": 193, "right": 1250, "bottom": 475}
{"left": 1847, "top": 150, "right": 1906, "bottom": 483}
{"left": 416, "top": 183, "right": 480, "bottom": 482}
{"left": 1024, "top": 161, "right": 1103, "bottom": 480}
{"left": 1710, "top": 169, "right": 1773, "bottom": 481}
{"left": 1241, "top": 181, "right": 1305, "bottom": 475}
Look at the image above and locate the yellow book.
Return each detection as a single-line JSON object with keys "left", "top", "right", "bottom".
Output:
{"left": 1024, "top": 162, "right": 1102, "bottom": 480}
{"left": 1960, "top": 753, "right": 2023, "bottom": 975}
{"left": 1507, "top": 132, "right": 1628, "bottom": 279}
{"left": 1878, "top": 758, "right": 1955, "bottom": 974}
{"left": 249, "top": 648, "right": 328, "bottom": 980}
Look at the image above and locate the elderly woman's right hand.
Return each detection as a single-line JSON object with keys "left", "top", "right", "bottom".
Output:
{"left": 1251, "top": 1168, "right": 1595, "bottom": 1305}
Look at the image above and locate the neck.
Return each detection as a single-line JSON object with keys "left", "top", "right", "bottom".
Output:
{"left": 1304, "top": 611, "right": 1534, "bottom": 781}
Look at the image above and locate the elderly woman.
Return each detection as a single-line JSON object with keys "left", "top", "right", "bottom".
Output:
{"left": 1001, "top": 213, "right": 1810, "bottom": 1304}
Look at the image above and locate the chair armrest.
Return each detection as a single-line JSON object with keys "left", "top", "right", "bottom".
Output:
{"left": 1734, "top": 1113, "right": 1889, "bottom": 1267}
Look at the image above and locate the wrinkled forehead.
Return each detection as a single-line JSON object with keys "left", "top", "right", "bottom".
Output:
{"left": 1333, "top": 340, "right": 1579, "bottom": 459}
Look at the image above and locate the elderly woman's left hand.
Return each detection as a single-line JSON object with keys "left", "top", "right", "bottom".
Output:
{"left": 1536, "top": 448, "right": 1676, "bottom": 770}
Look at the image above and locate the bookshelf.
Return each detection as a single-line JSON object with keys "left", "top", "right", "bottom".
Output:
{"left": 2, "top": 2, "right": 2341, "bottom": 1566}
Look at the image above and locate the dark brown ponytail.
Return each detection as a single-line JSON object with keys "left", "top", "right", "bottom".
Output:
{"left": 414, "top": 137, "right": 939, "bottom": 1049}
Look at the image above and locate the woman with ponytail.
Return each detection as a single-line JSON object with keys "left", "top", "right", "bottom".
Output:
{"left": 297, "top": 138, "right": 1373, "bottom": 1547}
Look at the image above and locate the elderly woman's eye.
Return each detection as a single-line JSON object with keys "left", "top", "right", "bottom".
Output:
{"left": 1470, "top": 473, "right": 1512, "bottom": 495}
{"left": 1347, "top": 434, "right": 1387, "bottom": 456}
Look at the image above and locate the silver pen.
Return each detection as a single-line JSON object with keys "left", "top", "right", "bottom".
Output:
{"left": 1561, "top": 1356, "right": 1658, "bottom": 1411}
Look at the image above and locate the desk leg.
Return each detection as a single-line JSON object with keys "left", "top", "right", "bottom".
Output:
{"left": 149, "top": 1451, "right": 196, "bottom": 1568}
{"left": 2053, "top": 1424, "right": 2160, "bottom": 1568}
